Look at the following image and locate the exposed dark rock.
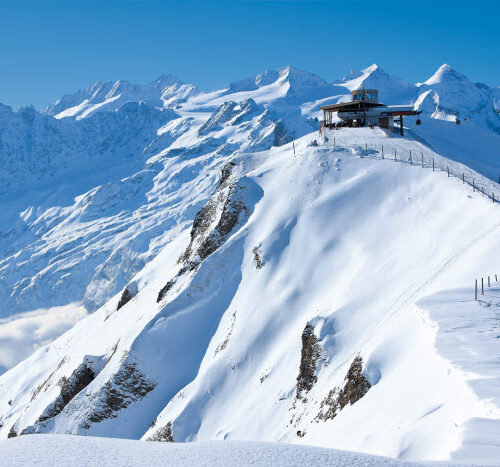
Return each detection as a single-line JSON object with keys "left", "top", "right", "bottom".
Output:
{"left": 87, "top": 362, "right": 156, "bottom": 423}
{"left": 157, "top": 279, "right": 175, "bottom": 303}
{"left": 316, "top": 356, "right": 371, "bottom": 422}
{"left": 147, "top": 421, "right": 174, "bottom": 442}
{"left": 252, "top": 246, "right": 263, "bottom": 269}
{"left": 37, "top": 360, "right": 96, "bottom": 423}
{"left": 7, "top": 425, "right": 17, "bottom": 438}
{"left": 117, "top": 288, "right": 132, "bottom": 310}
{"left": 214, "top": 311, "right": 237, "bottom": 356}
{"left": 159, "top": 171, "right": 254, "bottom": 304}
{"left": 219, "top": 161, "right": 236, "bottom": 187}
{"left": 296, "top": 323, "right": 322, "bottom": 400}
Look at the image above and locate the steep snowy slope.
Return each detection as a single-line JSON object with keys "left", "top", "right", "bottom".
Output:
{"left": 1, "top": 128, "right": 499, "bottom": 464}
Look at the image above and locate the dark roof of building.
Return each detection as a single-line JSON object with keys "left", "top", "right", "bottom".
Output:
{"left": 321, "top": 100, "right": 385, "bottom": 112}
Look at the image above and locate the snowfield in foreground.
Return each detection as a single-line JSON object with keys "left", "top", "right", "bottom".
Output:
{"left": 1, "top": 435, "right": 497, "bottom": 467}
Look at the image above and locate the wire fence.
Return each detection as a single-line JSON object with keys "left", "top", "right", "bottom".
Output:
{"left": 325, "top": 135, "right": 500, "bottom": 205}
{"left": 475, "top": 275, "right": 499, "bottom": 301}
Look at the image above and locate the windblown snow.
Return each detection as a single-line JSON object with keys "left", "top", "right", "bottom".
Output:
{"left": 0, "top": 63, "right": 499, "bottom": 465}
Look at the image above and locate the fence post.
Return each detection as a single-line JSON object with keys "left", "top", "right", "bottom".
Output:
{"left": 432, "top": 158, "right": 435, "bottom": 172}
{"left": 334, "top": 137, "right": 336, "bottom": 151}
{"left": 410, "top": 150, "right": 412, "bottom": 165}
{"left": 473, "top": 179, "right": 475, "bottom": 192}
{"left": 482, "top": 278, "right": 484, "bottom": 295}
{"left": 482, "top": 187, "right": 484, "bottom": 197}
{"left": 293, "top": 142, "right": 295, "bottom": 155}
{"left": 493, "top": 193, "right": 495, "bottom": 204}
{"left": 462, "top": 173, "right": 464, "bottom": 184}
{"left": 421, "top": 153, "right": 424, "bottom": 168}
{"left": 382, "top": 145, "right": 384, "bottom": 159}
{"left": 496, "top": 274, "right": 498, "bottom": 282}
{"left": 395, "top": 149, "right": 397, "bottom": 162}
{"left": 475, "top": 279, "right": 478, "bottom": 300}
{"left": 488, "top": 276, "right": 491, "bottom": 287}
{"left": 447, "top": 166, "right": 450, "bottom": 177}
{"left": 365, "top": 144, "right": 368, "bottom": 157}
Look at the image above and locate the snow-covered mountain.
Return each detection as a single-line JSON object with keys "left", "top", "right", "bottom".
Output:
{"left": 336, "top": 64, "right": 418, "bottom": 104}
{"left": 44, "top": 76, "right": 199, "bottom": 119}
{"left": 0, "top": 64, "right": 499, "bottom": 464}
{"left": 415, "top": 64, "right": 500, "bottom": 133}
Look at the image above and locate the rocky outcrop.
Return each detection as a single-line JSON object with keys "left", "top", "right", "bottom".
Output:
{"left": 87, "top": 362, "right": 156, "bottom": 424}
{"left": 147, "top": 421, "right": 174, "bottom": 442}
{"left": 117, "top": 282, "right": 138, "bottom": 310}
{"left": 296, "top": 323, "right": 322, "bottom": 400}
{"left": 158, "top": 163, "right": 258, "bottom": 304}
{"left": 198, "top": 99, "right": 261, "bottom": 135}
{"left": 37, "top": 361, "right": 97, "bottom": 423}
{"left": 316, "top": 356, "right": 371, "bottom": 422}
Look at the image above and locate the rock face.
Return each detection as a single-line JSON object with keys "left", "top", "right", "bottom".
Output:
{"left": 117, "top": 283, "right": 138, "bottom": 310}
{"left": 147, "top": 421, "right": 173, "bottom": 442}
{"left": 37, "top": 362, "right": 96, "bottom": 423}
{"left": 158, "top": 163, "right": 258, "bottom": 303}
{"left": 317, "top": 356, "right": 371, "bottom": 422}
{"left": 87, "top": 362, "right": 156, "bottom": 425}
{"left": 296, "top": 323, "right": 322, "bottom": 400}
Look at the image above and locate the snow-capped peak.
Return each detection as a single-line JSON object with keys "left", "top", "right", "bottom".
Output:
{"left": 277, "top": 65, "right": 328, "bottom": 88}
{"left": 423, "top": 63, "right": 469, "bottom": 86}
{"left": 340, "top": 63, "right": 416, "bottom": 104}
{"left": 151, "top": 74, "right": 182, "bottom": 89}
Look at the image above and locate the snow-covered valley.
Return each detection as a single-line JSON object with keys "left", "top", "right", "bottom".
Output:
{"left": 0, "top": 64, "right": 499, "bottom": 464}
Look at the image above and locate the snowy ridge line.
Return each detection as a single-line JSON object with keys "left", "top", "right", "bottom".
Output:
{"left": 322, "top": 131, "right": 500, "bottom": 203}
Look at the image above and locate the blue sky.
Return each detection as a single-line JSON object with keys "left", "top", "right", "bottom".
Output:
{"left": 0, "top": 0, "right": 498, "bottom": 109}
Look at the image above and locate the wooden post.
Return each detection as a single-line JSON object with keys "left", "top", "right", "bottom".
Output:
{"left": 493, "top": 193, "right": 495, "bottom": 204}
{"left": 473, "top": 179, "right": 475, "bottom": 192}
{"left": 488, "top": 276, "right": 491, "bottom": 287}
{"left": 293, "top": 142, "right": 295, "bottom": 155}
{"left": 382, "top": 146, "right": 384, "bottom": 159}
{"left": 400, "top": 116, "right": 404, "bottom": 136}
{"left": 482, "top": 187, "right": 484, "bottom": 197}
{"left": 462, "top": 173, "right": 465, "bottom": 184}
{"left": 475, "top": 279, "right": 478, "bottom": 300}
{"left": 482, "top": 278, "right": 484, "bottom": 295}
{"left": 410, "top": 150, "right": 412, "bottom": 165}
{"left": 432, "top": 158, "right": 435, "bottom": 172}
{"left": 447, "top": 166, "right": 450, "bottom": 177}
{"left": 334, "top": 137, "right": 336, "bottom": 151}
{"left": 421, "top": 153, "right": 424, "bottom": 168}
{"left": 365, "top": 144, "right": 368, "bottom": 157}
{"left": 496, "top": 274, "right": 498, "bottom": 282}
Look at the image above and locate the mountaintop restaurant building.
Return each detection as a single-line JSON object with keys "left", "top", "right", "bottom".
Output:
{"left": 321, "top": 88, "right": 421, "bottom": 135}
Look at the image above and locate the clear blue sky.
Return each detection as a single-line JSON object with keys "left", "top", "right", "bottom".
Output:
{"left": 1, "top": 0, "right": 498, "bottom": 109}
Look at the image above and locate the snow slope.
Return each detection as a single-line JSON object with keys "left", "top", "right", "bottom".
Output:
{"left": 3, "top": 435, "right": 488, "bottom": 467}
{"left": 1, "top": 128, "right": 499, "bottom": 464}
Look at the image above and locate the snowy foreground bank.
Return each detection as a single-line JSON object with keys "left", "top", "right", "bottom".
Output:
{"left": 1, "top": 435, "right": 497, "bottom": 467}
